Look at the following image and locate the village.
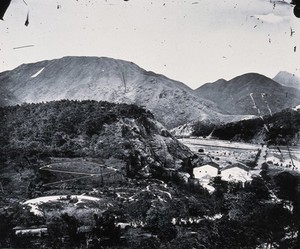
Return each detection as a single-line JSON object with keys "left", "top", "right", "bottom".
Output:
{"left": 5, "top": 136, "right": 300, "bottom": 248}
{"left": 180, "top": 137, "right": 300, "bottom": 192}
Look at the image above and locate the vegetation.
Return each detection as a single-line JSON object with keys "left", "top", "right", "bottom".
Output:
{"left": 192, "top": 109, "right": 300, "bottom": 145}
{"left": 1, "top": 170, "right": 300, "bottom": 249}
{"left": 0, "top": 100, "right": 153, "bottom": 156}
{"left": 0, "top": 100, "right": 191, "bottom": 178}
{"left": 1, "top": 101, "right": 300, "bottom": 248}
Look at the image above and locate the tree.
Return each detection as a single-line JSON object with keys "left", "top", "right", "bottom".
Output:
{"left": 274, "top": 172, "right": 298, "bottom": 201}
{"left": 61, "top": 213, "right": 80, "bottom": 244}
{"left": 145, "top": 205, "right": 177, "bottom": 241}
{"left": 47, "top": 217, "right": 66, "bottom": 249}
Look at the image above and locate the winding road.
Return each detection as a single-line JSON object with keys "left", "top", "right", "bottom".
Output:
{"left": 39, "top": 163, "right": 122, "bottom": 187}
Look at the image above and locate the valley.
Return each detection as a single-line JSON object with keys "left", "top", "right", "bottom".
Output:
{"left": 1, "top": 57, "right": 300, "bottom": 248}
{"left": 179, "top": 137, "right": 262, "bottom": 167}
{"left": 180, "top": 136, "right": 300, "bottom": 175}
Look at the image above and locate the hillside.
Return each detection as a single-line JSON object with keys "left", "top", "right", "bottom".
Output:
{"left": 195, "top": 73, "right": 300, "bottom": 116}
{"left": 0, "top": 56, "right": 224, "bottom": 129}
{"left": 209, "top": 108, "right": 300, "bottom": 145}
{"left": 0, "top": 100, "right": 195, "bottom": 176}
{"left": 1, "top": 101, "right": 300, "bottom": 249}
{"left": 0, "top": 86, "right": 19, "bottom": 106}
{"left": 273, "top": 71, "right": 300, "bottom": 90}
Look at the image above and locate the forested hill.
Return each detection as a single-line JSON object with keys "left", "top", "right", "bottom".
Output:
{"left": 0, "top": 100, "right": 194, "bottom": 176}
{"left": 208, "top": 109, "right": 300, "bottom": 145}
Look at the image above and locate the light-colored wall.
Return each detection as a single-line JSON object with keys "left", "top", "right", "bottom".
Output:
{"left": 221, "top": 167, "right": 251, "bottom": 182}
{"left": 193, "top": 165, "right": 218, "bottom": 179}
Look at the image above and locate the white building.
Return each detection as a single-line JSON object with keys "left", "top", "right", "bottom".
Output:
{"left": 193, "top": 162, "right": 220, "bottom": 179}
{"left": 221, "top": 163, "right": 252, "bottom": 183}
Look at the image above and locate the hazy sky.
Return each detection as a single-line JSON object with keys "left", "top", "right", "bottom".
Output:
{"left": 1, "top": 0, "right": 300, "bottom": 89}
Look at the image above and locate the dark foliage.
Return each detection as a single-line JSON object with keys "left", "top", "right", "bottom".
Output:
{"left": 0, "top": 100, "right": 153, "bottom": 156}
{"left": 191, "top": 121, "right": 216, "bottom": 137}
{"left": 209, "top": 109, "right": 300, "bottom": 145}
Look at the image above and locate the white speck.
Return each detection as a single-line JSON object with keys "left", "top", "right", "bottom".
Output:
{"left": 31, "top": 67, "right": 45, "bottom": 78}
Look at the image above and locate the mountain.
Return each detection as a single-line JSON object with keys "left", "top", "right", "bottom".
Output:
{"left": 0, "top": 100, "right": 196, "bottom": 176}
{"left": 273, "top": 71, "right": 300, "bottom": 90}
{"left": 0, "top": 56, "right": 226, "bottom": 129}
{"left": 0, "top": 86, "right": 19, "bottom": 106}
{"left": 194, "top": 73, "right": 300, "bottom": 116}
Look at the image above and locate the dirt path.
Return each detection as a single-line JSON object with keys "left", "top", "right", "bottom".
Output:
{"left": 39, "top": 163, "right": 121, "bottom": 186}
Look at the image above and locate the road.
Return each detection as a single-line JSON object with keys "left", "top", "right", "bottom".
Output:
{"left": 39, "top": 163, "right": 121, "bottom": 186}
{"left": 256, "top": 144, "right": 268, "bottom": 169}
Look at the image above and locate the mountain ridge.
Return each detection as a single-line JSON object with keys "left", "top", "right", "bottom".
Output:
{"left": 0, "top": 56, "right": 239, "bottom": 129}
{"left": 3, "top": 57, "right": 299, "bottom": 129}
{"left": 194, "top": 72, "right": 300, "bottom": 116}
{"left": 273, "top": 71, "right": 300, "bottom": 90}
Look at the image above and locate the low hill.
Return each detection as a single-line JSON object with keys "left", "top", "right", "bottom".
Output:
{"left": 0, "top": 100, "right": 196, "bottom": 176}
{"left": 209, "top": 109, "right": 300, "bottom": 145}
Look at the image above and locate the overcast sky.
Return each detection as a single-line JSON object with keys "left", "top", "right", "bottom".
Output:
{"left": 1, "top": 0, "right": 300, "bottom": 89}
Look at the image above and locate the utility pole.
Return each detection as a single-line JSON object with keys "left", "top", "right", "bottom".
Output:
{"left": 287, "top": 145, "right": 295, "bottom": 169}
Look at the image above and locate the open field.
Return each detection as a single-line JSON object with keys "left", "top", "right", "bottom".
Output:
{"left": 24, "top": 195, "right": 102, "bottom": 216}
{"left": 179, "top": 137, "right": 262, "bottom": 167}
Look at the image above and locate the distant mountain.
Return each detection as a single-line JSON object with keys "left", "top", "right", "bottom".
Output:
{"left": 273, "top": 71, "right": 300, "bottom": 90}
{"left": 195, "top": 73, "right": 300, "bottom": 116}
{"left": 0, "top": 56, "right": 225, "bottom": 129}
{"left": 0, "top": 100, "right": 196, "bottom": 176}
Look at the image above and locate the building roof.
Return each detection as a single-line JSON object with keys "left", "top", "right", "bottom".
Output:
{"left": 195, "top": 161, "right": 219, "bottom": 170}
{"left": 221, "top": 163, "right": 250, "bottom": 172}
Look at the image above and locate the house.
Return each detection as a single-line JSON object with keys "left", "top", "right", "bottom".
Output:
{"left": 221, "top": 163, "right": 251, "bottom": 183}
{"left": 193, "top": 162, "right": 220, "bottom": 179}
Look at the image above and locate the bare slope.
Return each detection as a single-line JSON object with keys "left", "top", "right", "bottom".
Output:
{"left": 0, "top": 86, "right": 19, "bottom": 106}
{"left": 0, "top": 56, "right": 222, "bottom": 129}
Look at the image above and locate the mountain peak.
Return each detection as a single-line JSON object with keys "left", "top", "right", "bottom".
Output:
{"left": 195, "top": 72, "right": 300, "bottom": 116}
{"left": 230, "top": 72, "right": 278, "bottom": 85}
{"left": 0, "top": 56, "right": 223, "bottom": 129}
{"left": 273, "top": 71, "right": 300, "bottom": 89}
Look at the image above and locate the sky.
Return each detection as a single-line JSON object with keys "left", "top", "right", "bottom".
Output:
{"left": 1, "top": 0, "right": 300, "bottom": 89}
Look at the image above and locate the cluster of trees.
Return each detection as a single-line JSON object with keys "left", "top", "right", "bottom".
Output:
{"left": 122, "top": 175, "right": 300, "bottom": 249}
{"left": 0, "top": 100, "right": 153, "bottom": 154}
{"left": 0, "top": 100, "right": 156, "bottom": 170}
{"left": 1, "top": 172, "right": 300, "bottom": 248}
{"left": 193, "top": 108, "right": 300, "bottom": 145}
{"left": 191, "top": 121, "right": 216, "bottom": 137}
